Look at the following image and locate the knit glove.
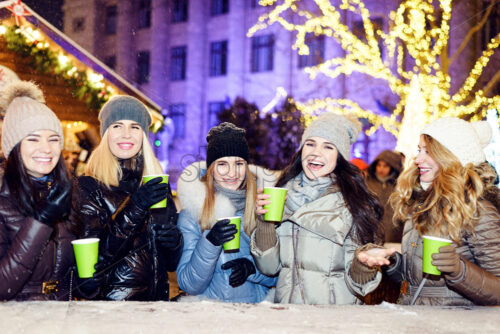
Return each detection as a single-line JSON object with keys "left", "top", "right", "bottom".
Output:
{"left": 130, "top": 177, "right": 168, "bottom": 210}
{"left": 221, "top": 258, "right": 256, "bottom": 287}
{"left": 35, "top": 182, "right": 72, "bottom": 227}
{"left": 206, "top": 219, "right": 237, "bottom": 246}
{"left": 432, "top": 245, "right": 465, "bottom": 281}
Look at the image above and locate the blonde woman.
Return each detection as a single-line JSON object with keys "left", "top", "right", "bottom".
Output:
{"left": 176, "top": 123, "right": 276, "bottom": 302}
{"left": 350, "top": 117, "right": 500, "bottom": 306}
{"left": 74, "top": 96, "right": 182, "bottom": 301}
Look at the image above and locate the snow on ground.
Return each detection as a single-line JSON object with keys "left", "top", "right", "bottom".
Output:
{"left": 0, "top": 301, "right": 499, "bottom": 334}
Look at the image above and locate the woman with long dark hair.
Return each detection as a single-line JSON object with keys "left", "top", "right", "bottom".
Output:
{"left": 251, "top": 112, "right": 384, "bottom": 304}
{"left": 0, "top": 81, "right": 74, "bottom": 301}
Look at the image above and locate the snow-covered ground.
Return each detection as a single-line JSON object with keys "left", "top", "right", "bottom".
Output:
{"left": 1, "top": 301, "right": 499, "bottom": 334}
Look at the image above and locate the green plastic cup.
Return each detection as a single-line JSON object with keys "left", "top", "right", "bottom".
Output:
{"left": 72, "top": 238, "right": 100, "bottom": 278}
{"left": 422, "top": 235, "right": 452, "bottom": 275}
{"left": 263, "top": 187, "right": 288, "bottom": 222}
{"left": 220, "top": 216, "right": 241, "bottom": 253}
{"left": 142, "top": 174, "right": 169, "bottom": 209}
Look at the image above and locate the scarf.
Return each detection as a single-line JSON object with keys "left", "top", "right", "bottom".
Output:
{"left": 284, "top": 171, "right": 332, "bottom": 217}
{"left": 214, "top": 182, "right": 247, "bottom": 214}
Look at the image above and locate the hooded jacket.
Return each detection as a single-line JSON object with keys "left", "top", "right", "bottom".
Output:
{"left": 75, "top": 164, "right": 182, "bottom": 301}
{"left": 176, "top": 161, "right": 277, "bottom": 303}
{"left": 365, "top": 150, "right": 403, "bottom": 242}
{"left": 0, "top": 176, "right": 75, "bottom": 301}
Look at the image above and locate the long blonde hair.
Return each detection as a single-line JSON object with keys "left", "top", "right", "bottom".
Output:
{"left": 85, "top": 130, "right": 163, "bottom": 188}
{"left": 200, "top": 163, "right": 257, "bottom": 236}
{"left": 390, "top": 135, "right": 483, "bottom": 243}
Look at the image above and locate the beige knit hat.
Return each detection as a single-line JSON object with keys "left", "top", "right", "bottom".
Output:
{"left": 421, "top": 117, "right": 492, "bottom": 166}
{"left": 0, "top": 81, "right": 63, "bottom": 158}
{"left": 300, "top": 112, "right": 361, "bottom": 160}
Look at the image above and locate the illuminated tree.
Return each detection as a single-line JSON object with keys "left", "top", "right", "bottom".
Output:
{"left": 249, "top": 0, "right": 500, "bottom": 155}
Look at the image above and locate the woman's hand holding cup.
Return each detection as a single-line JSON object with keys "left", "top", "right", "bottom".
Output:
{"left": 256, "top": 187, "right": 271, "bottom": 215}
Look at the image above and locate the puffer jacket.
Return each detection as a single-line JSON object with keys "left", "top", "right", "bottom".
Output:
{"left": 389, "top": 199, "right": 500, "bottom": 306}
{"left": 176, "top": 161, "right": 277, "bottom": 303}
{"left": 75, "top": 165, "right": 182, "bottom": 301}
{"left": 0, "top": 176, "right": 75, "bottom": 301}
{"left": 251, "top": 185, "right": 381, "bottom": 305}
{"left": 365, "top": 150, "right": 403, "bottom": 243}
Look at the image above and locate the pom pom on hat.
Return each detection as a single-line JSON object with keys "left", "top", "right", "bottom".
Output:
{"left": 300, "top": 112, "right": 361, "bottom": 160}
{"left": 421, "top": 117, "right": 492, "bottom": 166}
{"left": 1, "top": 81, "right": 63, "bottom": 158}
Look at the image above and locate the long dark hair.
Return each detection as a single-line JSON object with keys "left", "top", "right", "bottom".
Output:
{"left": 276, "top": 148, "right": 384, "bottom": 245}
{"left": 4, "top": 143, "right": 71, "bottom": 218}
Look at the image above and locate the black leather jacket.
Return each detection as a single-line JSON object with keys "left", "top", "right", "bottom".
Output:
{"left": 75, "top": 166, "right": 182, "bottom": 301}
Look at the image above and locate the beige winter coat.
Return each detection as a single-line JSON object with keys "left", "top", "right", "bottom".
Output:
{"left": 251, "top": 187, "right": 381, "bottom": 304}
{"left": 399, "top": 200, "right": 500, "bottom": 306}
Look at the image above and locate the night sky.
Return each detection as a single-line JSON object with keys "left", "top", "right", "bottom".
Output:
{"left": 23, "top": 0, "right": 64, "bottom": 30}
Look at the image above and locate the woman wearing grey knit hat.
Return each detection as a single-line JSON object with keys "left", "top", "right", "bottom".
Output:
{"left": 251, "top": 112, "right": 385, "bottom": 305}
{"left": 72, "top": 95, "right": 182, "bottom": 301}
{"left": 352, "top": 117, "right": 500, "bottom": 306}
{"left": 0, "top": 81, "right": 75, "bottom": 301}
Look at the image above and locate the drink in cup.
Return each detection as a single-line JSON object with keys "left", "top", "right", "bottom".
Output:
{"left": 142, "top": 174, "right": 169, "bottom": 209}
{"left": 263, "top": 187, "right": 287, "bottom": 222}
{"left": 422, "top": 235, "right": 452, "bottom": 275}
{"left": 72, "top": 238, "right": 100, "bottom": 278}
{"left": 220, "top": 216, "right": 241, "bottom": 253}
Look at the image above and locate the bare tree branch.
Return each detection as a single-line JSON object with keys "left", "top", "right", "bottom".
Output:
{"left": 483, "top": 69, "right": 500, "bottom": 96}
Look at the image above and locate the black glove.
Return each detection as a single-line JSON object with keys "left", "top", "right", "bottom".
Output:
{"left": 35, "top": 181, "right": 72, "bottom": 227}
{"left": 131, "top": 177, "right": 168, "bottom": 210}
{"left": 221, "top": 258, "right": 256, "bottom": 288}
{"left": 206, "top": 219, "right": 237, "bottom": 246}
{"left": 74, "top": 257, "right": 108, "bottom": 297}
{"left": 155, "top": 224, "right": 182, "bottom": 250}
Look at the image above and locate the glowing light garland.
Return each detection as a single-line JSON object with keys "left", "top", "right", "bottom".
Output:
{"left": 249, "top": 0, "right": 500, "bottom": 146}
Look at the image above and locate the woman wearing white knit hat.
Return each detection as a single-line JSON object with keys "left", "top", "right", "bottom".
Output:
{"left": 251, "top": 112, "right": 385, "bottom": 304}
{"left": 0, "top": 81, "right": 74, "bottom": 301}
{"left": 351, "top": 117, "right": 500, "bottom": 306}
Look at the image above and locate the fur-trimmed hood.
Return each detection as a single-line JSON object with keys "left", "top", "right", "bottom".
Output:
{"left": 177, "top": 161, "right": 278, "bottom": 221}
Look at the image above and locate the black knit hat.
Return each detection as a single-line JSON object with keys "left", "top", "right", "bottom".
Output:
{"left": 206, "top": 122, "right": 250, "bottom": 167}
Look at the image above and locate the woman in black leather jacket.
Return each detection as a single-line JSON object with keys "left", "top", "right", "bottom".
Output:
{"left": 74, "top": 96, "right": 182, "bottom": 301}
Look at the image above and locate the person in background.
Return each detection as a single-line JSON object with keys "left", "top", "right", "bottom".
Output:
{"left": 365, "top": 150, "right": 403, "bottom": 243}
{"left": 0, "top": 81, "right": 74, "bottom": 301}
{"left": 176, "top": 123, "right": 277, "bottom": 303}
{"left": 74, "top": 95, "right": 182, "bottom": 301}
{"left": 350, "top": 117, "right": 500, "bottom": 306}
{"left": 252, "top": 112, "right": 384, "bottom": 304}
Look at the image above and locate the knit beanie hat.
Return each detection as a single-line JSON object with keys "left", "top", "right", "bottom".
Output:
{"left": 300, "top": 112, "right": 361, "bottom": 160}
{"left": 0, "top": 81, "right": 63, "bottom": 158}
{"left": 421, "top": 117, "right": 492, "bottom": 166}
{"left": 206, "top": 122, "right": 250, "bottom": 167}
{"left": 99, "top": 95, "right": 152, "bottom": 136}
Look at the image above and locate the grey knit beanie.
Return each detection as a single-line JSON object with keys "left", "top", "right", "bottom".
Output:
{"left": 300, "top": 112, "right": 361, "bottom": 160}
{"left": 0, "top": 81, "right": 63, "bottom": 158}
{"left": 421, "top": 117, "right": 492, "bottom": 166}
{"left": 99, "top": 95, "right": 152, "bottom": 136}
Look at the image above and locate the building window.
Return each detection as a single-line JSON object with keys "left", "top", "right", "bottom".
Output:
{"left": 137, "top": 51, "right": 150, "bottom": 84}
{"left": 211, "top": 0, "right": 229, "bottom": 16}
{"left": 172, "top": 0, "right": 188, "bottom": 23}
{"left": 104, "top": 55, "right": 116, "bottom": 70}
{"left": 138, "top": 0, "right": 151, "bottom": 29}
{"left": 251, "top": 34, "right": 274, "bottom": 72}
{"left": 171, "top": 46, "right": 187, "bottom": 81}
{"left": 210, "top": 41, "right": 228, "bottom": 77}
{"left": 170, "top": 104, "right": 186, "bottom": 139}
{"left": 72, "top": 17, "right": 85, "bottom": 33}
{"left": 105, "top": 5, "right": 117, "bottom": 35}
{"left": 298, "top": 35, "right": 325, "bottom": 68}
{"left": 208, "top": 102, "right": 225, "bottom": 127}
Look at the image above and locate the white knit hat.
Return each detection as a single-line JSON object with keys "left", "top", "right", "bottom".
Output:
{"left": 0, "top": 81, "right": 63, "bottom": 158}
{"left": 300, "top": 112, "right": 361, "bottom": 160}
{"left": 421, "top": 117, "right": 492, "bottom": 166}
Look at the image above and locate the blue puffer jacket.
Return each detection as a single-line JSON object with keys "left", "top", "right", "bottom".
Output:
{"left": 176, "top": 161, "right": 277, "bottom": 303}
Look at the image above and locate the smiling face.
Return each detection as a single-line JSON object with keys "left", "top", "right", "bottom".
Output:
{"left": 20, "top": 130, "right": 61, "bottom": 178}
{"left": 415, "top": 135, "right": 440, "bottom": 183}
{"left": 212, "top": 156, "right": 247, "bottom": 190}
{"left": 301, "top": 136, "right": 338, "bottom": 179}
{"left": 107, "top": 120, "right": 143, "bottom": 159}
